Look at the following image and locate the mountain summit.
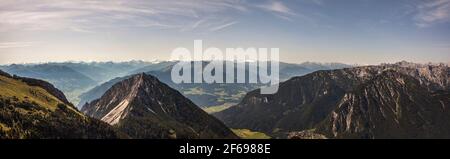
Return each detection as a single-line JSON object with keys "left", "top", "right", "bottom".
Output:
{"left": 82, "top": 73, "right": 237, "bottom": 139}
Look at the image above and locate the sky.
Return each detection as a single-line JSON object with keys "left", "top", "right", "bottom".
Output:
{"left": 0, "top": 0, "right": 449, "bottom": 65}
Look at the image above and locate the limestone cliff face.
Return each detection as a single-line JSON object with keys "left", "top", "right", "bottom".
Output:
{"left": 215, "top": 62, "right": 449, "bottom": 138}
{"left": 318, "top": 71, "right": 450, "bottom": 138}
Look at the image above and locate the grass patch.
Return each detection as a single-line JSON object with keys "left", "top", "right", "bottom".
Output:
{"left": 183, "top": 87, "right": 209, "bottom": 95}
{"left": 0, "top": 122, "right": 11, "bottom": 131}
{"left": 0, "top": 76, "right": 64, "bottom": 111}
{"left": 202, "top": 103, "right": 235, "bottom": 114}
{"left": 232, "top": 129, "right": 271, "bottom": 139}
{"left": 214, "top": 90, "right": 227, "bottom": 96}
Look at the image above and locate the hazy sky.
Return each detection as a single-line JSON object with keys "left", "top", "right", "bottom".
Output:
{"left": 1, "top": 0, "right": 449, "bottom": 65}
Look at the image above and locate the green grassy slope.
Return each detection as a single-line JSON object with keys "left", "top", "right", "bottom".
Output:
{"left": 0, "top": 72, "right": 124, "bottom": 139}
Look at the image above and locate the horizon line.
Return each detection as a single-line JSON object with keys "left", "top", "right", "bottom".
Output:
{"left": 0, "top": 59, "right": 449, "bottom": 67}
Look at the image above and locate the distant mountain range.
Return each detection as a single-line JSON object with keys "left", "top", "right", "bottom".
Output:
{"left": 77, "top": 61, "right": 352, "bottom": 109}
{"left": 214, "top": 61, "right": 450, "bottom": 138}
{"left": 81, "top": 73, "right": 237, "bottom": 139}
{"left": 1, "top": 64, "right": 97, "bottom": 92}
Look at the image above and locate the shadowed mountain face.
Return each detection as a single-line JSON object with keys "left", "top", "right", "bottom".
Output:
{"left": 81, "top": 73, "right": 238, "bottom": 139}
{"left": 0, "top": 70, "right": 124, "bottom": 139}
{"left": 214, "top": 62, "right": 450, "bottom": 139}
{"left": 317, "top": 71, "right": 450, "bottom": 138}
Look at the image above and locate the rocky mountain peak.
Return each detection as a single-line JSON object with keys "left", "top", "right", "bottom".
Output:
{"left": 81, "top": 73, "right": 160, "bottom": 124}
{"left": 82, "top": 73, "right": 237, "bottom": 139}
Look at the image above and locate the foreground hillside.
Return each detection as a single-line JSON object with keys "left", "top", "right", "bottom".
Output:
{"left": 0, "top": 70, "right": 124, "bottom": 139}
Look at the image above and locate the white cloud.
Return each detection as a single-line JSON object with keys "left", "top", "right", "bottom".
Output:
{"left": 0, "top": 0, "right": 307, "bottom": 33}
{"left": 255, "top": 0, "right": 300, "bottom": 22}
{"left": 0, "top": 0, "right": 249, "bottom": 32}
{"left": 0, "top": 42, "right": 38, "bottom": 49}
{"left": 414, "top": 0, "right": 450, "bottom": 27}
{"left": 257, "top": 0, "right": 297, "bottom": 16}
{"left": 210, "top": 21, "right": 238, "bottom": 31}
